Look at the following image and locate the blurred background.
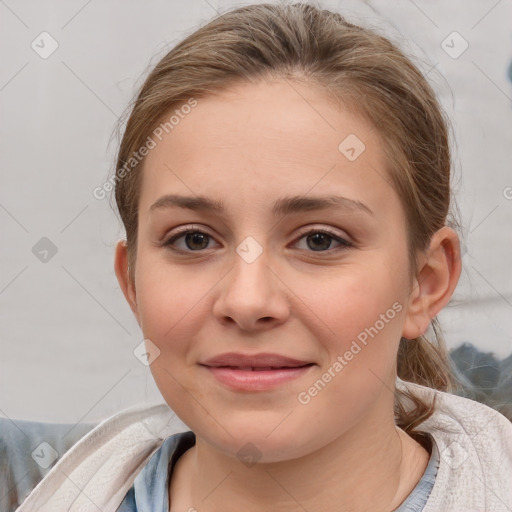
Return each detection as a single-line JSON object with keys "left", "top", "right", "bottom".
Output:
{"left": 1, "top": 0, "right": 511, "bottom": 424}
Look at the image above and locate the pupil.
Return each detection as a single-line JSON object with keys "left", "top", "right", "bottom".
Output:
{"left": 308, "top": 233, "right": 331, "bottom": 251}
{"left": 186, "top": 232, "right": 209, "bottom": 250}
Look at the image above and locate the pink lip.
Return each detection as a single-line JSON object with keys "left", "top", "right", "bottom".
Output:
{"left": 200, "top": 352, "right": 315, "bottom": 391}
{"left": 201, "top": 352, "right": 312, "bottom": 368}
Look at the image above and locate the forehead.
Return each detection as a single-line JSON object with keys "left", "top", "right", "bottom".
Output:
{"left": 139, "top": 78, "right": 399, "bottom": 220}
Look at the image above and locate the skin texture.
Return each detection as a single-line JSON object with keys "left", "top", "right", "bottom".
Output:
{"left": 115, "top": 78, "right": 461, "bottom": 511}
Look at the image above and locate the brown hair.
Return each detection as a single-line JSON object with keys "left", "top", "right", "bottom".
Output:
{"left": 113, "top": 1, "right": 461, "bottom": 446}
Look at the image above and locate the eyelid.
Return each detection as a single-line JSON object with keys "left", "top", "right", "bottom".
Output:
{"left": 165, "top": 223, "right": 212, "bottom": 237}
{"left": 162, "top": 224, "right": 218, "bottom": 246}
{"left": 293, "top": 225, "right": 351, "bottom": 242}
{"left": 163, "top": 224, "right": 349, "bottom": 242}
{"left": 290, "top": 226, "right": 353, "bottom": 252}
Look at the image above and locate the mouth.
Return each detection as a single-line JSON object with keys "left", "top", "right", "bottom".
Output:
{"left": 199, "top": 353, "right": 316, "bottom": 391}
{"left": 201, "top": 352, "right": 314, "bottom": 368}
{"left": 204, "top": 364, "right": 314, "bottom": 371}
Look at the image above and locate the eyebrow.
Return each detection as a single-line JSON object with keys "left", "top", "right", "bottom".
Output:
{"left": 149, "top": 194, "right": 373, "bottom": 217}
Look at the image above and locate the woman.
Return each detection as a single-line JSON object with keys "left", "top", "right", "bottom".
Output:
{"left": 3, "top": 2, "right": 512, "bottom": 511}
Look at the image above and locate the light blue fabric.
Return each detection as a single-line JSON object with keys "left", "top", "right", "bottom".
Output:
{"left": 117, "top": 431, "right": 195, "bottom": 512}
{"left": 1, "top": 417, "right": 437, "bottom": 511}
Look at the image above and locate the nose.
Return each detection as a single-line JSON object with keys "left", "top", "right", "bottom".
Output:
{"left": 212, "top": 242, "right": 290, "bottom": 332}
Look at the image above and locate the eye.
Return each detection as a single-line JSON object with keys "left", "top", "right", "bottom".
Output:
{"left": 162, "top": 225, "right": 219, "bottom": 253}
{"left": 161, "top": 226, "right": 352, "bottom": 254}
{"left": 292, "top": 228, "right": 352, "bottom": 253}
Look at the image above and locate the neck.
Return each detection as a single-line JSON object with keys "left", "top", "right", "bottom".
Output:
{"left": 169, "top": 408, "right": 429, "bottom": 512}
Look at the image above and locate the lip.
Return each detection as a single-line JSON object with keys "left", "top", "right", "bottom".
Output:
{"left": 200, "top": 352, "right": 315, "bottom": 391}
{"left": 201, "top": 352, "right": 313, "bottom": 368}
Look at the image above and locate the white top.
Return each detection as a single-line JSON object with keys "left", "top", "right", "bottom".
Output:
{"left": 14, "top": 379, "right": 512, "bottom": 512}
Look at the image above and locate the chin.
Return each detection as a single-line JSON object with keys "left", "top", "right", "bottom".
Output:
{"left": 197, "top": 415, "right": 320, "bottom": 465}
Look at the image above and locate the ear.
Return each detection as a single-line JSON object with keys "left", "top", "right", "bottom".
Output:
{"left": 114, "top": 240, "right": 140, "bottom": 325}
{"left": 402, "top": 226, "right": 462, "bottom": 339}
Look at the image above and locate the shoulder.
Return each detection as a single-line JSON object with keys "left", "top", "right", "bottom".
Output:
{"left": 0, "top": 416, "right": 97, "bottom": 512}
{"left": 397, "top": 379, "right": 512, "bottom": 440}
{"left": 397, "top": 379, "right": 512, "bottom": 511}
{"left": 12, "top": 402, "right": 189, "bottom": 512}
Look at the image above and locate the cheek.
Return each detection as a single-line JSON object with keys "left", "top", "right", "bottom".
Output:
{"left": 291, "top": 260, "right": 407, "bottom": 396}
{"left": 134, "top": 252, "right": 213, "bottom": 359}
{"left": 297, "top": 260, "right": 406, "bottom": 346}
{"left": 268, "top": 266, "right": 407, "bottom": 459}
{"left": 133, "top": 255, "right": 216, "bottom": 425}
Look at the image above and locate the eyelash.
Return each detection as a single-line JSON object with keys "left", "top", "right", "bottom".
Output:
{"left": 161, "top": 224, "right": 353, "bottom": 254}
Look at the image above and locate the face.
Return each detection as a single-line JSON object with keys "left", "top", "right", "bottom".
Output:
{"left": 119, "top": 78, "right": 420, "bottom": 463}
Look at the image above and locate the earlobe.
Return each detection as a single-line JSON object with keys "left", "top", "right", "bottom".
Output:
{"left": 114, "top": 240, "right": 140, "bottom": 323}
{"left": 402, "top": 226, "right": 462, "bottom": 339}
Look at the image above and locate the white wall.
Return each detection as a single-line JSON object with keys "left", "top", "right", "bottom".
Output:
{"left": 1, "top": 0, "right": 511, "bottom": 423}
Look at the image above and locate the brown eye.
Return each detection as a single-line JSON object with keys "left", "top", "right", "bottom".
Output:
{"left": 294, "top": 229, "right": 352, "bottom": 253}
{"left": 182, "top": 232, "right": 210, "bottom": 250}
{"left": 163, "top": 228, "right": 218, "bottom": 252}
{"left": 306, "top": 232, "right": 333, "bottom": 251}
